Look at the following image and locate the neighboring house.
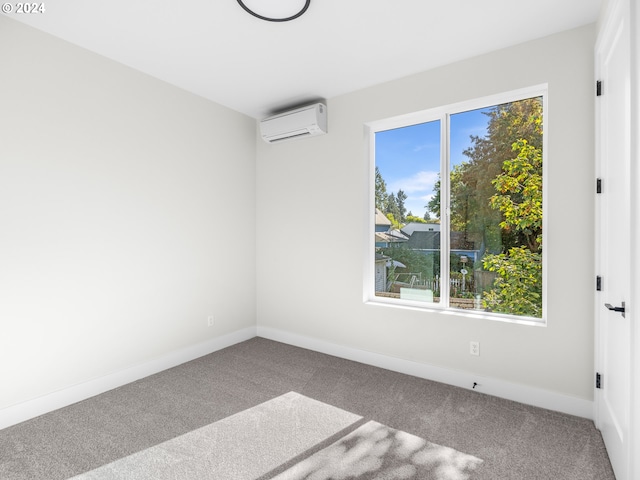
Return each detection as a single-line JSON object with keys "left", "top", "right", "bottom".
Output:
{"left": 405, "top": 230, "right": 481, "bottom": 265}
{"left": 374, "top": 208, "right": 408, "bottom": 248}
{"left": 374, "top": 208, "right": 391, "bottom": 233}
{"left": 374, "top": 253, "right": 389, "bottom": 292}
{"left": 405, "top": 230, "right": 439, "bottom": 252}
{"left": 401, "top": 222, "right": 440, "bottom": 236}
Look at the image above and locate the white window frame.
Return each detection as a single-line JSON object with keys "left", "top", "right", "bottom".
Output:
{"left": 364, "top": 85, "right": 548, "bottom": 326}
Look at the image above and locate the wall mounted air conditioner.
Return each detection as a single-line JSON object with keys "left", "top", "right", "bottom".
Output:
{"left": 260, "top": 103, "right": 327, "bottom": 143}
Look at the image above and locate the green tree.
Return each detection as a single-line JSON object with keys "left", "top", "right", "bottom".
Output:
{"left": 429, "top": 97, "right": 543, "bottom": 254}
{"left": 482, "top": 247, "right": 542, "bottom": 317}
{"left": 406, "top": 215, "right": 427, "bottom": 224}
{"left": 481, "top": 104, "right": 544, "bottom": 317}
{"left": 428, "top": 97, "right": 544, "bottom": 315}
{"left": 386, "top": 212, "right": 403, "bottom": 230}
{"left": 375, "top": 167, "right": 388, "bottom": 211}
{"left": 427, "top": 176, "right": 441, "bottom": 218}
{"left": 490, "top": 139, "right": 542, "bottom": 252}
{"left": 396, "top": 189, "right": 408, "bottom": 223}
{"left": 385, "top": 192, "right": 401, "bottom": 223}
{"left": 457, "top": 98, "right": 543, "bottom": 252}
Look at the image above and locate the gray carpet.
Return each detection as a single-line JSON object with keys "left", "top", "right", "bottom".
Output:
{"left": 67, "top": 392, "right": 482, "bottom": 480}
{"left": 67, "top": 392, "right": 363, "bottom": 479}
{"left": 0, "top": 337, "right": 615, "bottom": 479}
{"left": 270, "top": 418, "right": 482, "bottom": 480}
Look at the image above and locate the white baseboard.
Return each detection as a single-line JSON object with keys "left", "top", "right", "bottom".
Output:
{"left": 2, "top": 325, "right": 594, "bottom": 431}
{"left": 256, "top": 326, "right": 594, "bottom": 420}
{"left": 0, "top": 327, "right": 257, "bottom": 431}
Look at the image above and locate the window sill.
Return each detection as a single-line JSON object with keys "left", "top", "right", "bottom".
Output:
{"left": 365, "top": 297, "right": 546, "bottom": 327}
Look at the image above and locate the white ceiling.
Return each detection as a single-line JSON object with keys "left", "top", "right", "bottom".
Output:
{"left": 10, "top": 0, "right": 603, "bottom": 119}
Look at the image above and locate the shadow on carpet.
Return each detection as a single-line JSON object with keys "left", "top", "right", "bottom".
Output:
{"left": 70, "top": 392, "right": 482, "bottom": 480}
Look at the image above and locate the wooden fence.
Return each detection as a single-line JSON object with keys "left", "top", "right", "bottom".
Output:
{"left": 374, "top": 291, "right": 480, "bottom": 310}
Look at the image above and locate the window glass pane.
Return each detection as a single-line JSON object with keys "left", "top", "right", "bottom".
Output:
{"left": 374, "top": 121, "right": 441, "bottom": 303}
{"left": 448, "top": 97, "right": 543, "bottom": 317}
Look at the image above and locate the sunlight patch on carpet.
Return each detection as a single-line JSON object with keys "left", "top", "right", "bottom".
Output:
{"left": 69, "top": 392, "right": 482, "bottom": 479}
{"left": 70, "top": 392, "right": 361, "bottom": 480}
{"left": 272, "top": 420, "right": 482, "bottom": 480}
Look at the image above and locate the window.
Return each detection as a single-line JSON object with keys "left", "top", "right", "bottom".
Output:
{"left": 368, "top": 86, "right": 546, "bottom": 322}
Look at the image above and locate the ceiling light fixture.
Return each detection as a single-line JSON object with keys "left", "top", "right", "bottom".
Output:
{"left": 236, "top": 0, "right": 311, "bottom": 22}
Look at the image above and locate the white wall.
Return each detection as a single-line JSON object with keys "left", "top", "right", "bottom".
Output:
{"left": 0, "top": 17, "right": 256, "bottom": 410}
{"left": 257, "top": 25, "right": 596, "bottom": 401}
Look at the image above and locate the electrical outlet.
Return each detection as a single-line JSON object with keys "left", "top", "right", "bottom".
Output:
{"left": 207, "top": 315, "right": 214, "bottom": 327}
{"left": 470, "top": 341, "right": 480, "bottom": 356}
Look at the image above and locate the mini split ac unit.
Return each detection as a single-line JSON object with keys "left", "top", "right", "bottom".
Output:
{"left": 260, "top": 103, "right": 327, "bottom": 143}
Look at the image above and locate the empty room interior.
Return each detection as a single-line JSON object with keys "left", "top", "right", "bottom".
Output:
{"left": 1, "top": 1, "right": 639, "bottom": 479}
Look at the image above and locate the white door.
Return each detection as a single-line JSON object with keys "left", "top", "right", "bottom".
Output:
{"left": 595, "top": 1, "right": 632, "bottom": 479}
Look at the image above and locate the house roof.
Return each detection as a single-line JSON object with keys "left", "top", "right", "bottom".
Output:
{"left": 401, "top": 222, "right": 441, "bottom": 236}
{"left": 406, "top": 231, "right": 440, "bottom": 250}
{"left": 375, "top": 209, "right": 391, "bottom": 227}
{"left": 375, "top": 230, "right": 409, "bottom": 244}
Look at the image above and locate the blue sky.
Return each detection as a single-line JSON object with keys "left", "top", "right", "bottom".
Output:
{"left": 376, "top": 107, "right": 491, "bottom": 219}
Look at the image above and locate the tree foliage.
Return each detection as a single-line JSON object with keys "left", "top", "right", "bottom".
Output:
{"left": 375, "top": 167, "right": 388, "bottom": 211}
{"left": 386, "top": 212, "right": 403, "bottom": 230}
{"left": 396, "top": 190, "right": 408, "bottom": 223}
{"left": 427, "top": 176, "right": 441, "bottom": 219}
{"left": 406, "top": 215, "right": 427, "bottom": 224}
{"left": 490, "top": 139, "right": 542, "bottom": 252}
{"left": 376, "top": 167, "right": 409, "bottom": 224}
{"left": 427, "top": 97, "right": 544, "bottom": 315}
{"left": 479, "top": 98, "right": 544, "bottom": 317}
{"left": 429, "top": 97, "right": 543, "bottom": 254}
{"left": 482, "top": 247, "right": 542, "bottom": 317}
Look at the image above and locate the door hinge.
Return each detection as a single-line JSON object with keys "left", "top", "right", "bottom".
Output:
{"left": 596, "top": 178, "right": 602, "bottom": 194}
{"left": 596, "top": 372, "right": 602, "bottom": 389}
{"left": 596, "top": 80, "right": 602, "bottom": 96}
{"left": 596, "top": 276, "right": 602, "bottom": 291}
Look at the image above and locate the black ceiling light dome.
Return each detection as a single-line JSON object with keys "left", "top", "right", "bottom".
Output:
{"left": 236, "top": 0, "right": 311, "bottom": 22}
